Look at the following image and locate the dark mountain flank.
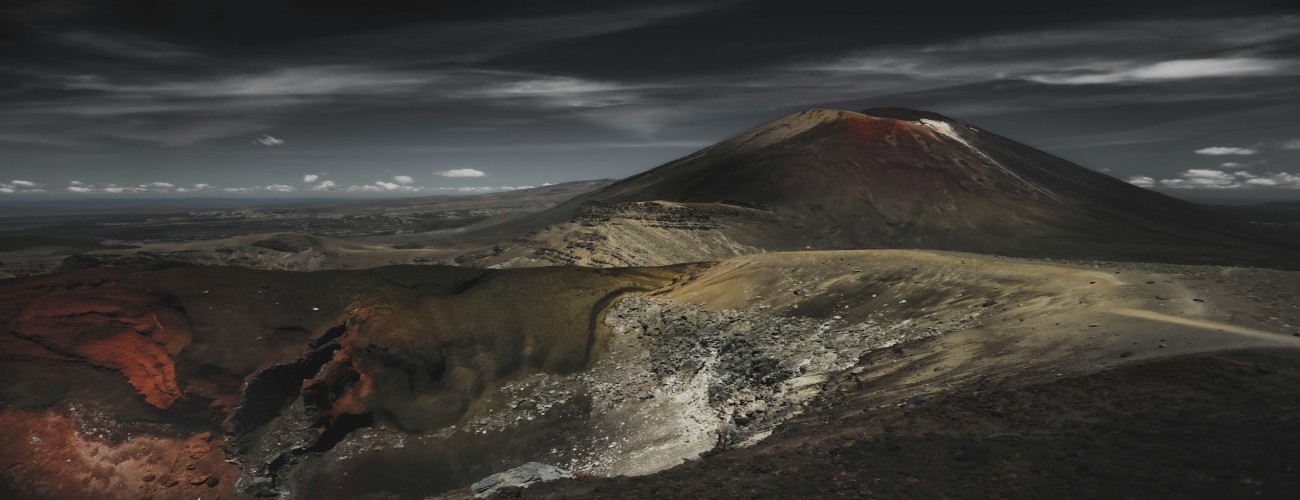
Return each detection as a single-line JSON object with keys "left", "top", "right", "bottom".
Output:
{"left": 465, "top": 108, "right": 1298, "bottom": 268}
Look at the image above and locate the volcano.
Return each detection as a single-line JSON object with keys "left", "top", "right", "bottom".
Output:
{"left": 464, "top": 108, "right": 1298, "bottom": 268}
{"left": 5, "top": 108, "right": 1300, "bottom": 500}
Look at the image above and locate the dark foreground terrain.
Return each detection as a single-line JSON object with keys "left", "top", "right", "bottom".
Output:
{"left": 504, "top": 348, "right": 1300, "bottom": 499}
{"left": 3, "top": 251, "right": 1299, "bottom": 499}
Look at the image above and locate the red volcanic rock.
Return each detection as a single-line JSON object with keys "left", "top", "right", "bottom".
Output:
{"left": 301, "top": 308, "right": 378, "bottom": 422}
{"left": 0, "top": 267, "right": 191, "bottom": 408}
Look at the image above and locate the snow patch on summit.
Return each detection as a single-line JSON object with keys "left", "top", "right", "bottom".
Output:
{"left": 920, "top": 118, "right": 974, "bottom": 149}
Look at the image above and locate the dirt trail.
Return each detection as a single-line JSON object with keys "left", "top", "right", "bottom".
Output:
{"left": 1108, "top": 308, "right": 1300, "bottom": 343}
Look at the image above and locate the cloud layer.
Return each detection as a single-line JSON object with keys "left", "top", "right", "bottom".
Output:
{"left": 0, "top": 178, "right": 545, "bottom": 196}
{"left": 1130, "top": 169, "right": 1300, "bottom": 190}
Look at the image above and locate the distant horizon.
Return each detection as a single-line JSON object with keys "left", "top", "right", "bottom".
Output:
{"left": 0, "top": 176, "right": 1295, "bottom": 208}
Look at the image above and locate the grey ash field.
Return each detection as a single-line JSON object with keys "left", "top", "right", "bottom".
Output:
{"left": 3, "top": 109, "right": 1300, "bottom": 499}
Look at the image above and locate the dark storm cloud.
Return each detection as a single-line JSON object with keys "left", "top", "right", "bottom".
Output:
{"left": 0, "top": 0, "right": 1298, "bottom": 197}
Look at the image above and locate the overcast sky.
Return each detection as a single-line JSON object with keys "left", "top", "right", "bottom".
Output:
{"left": 1, "top": 0, "right": 1298, "bottom": 201}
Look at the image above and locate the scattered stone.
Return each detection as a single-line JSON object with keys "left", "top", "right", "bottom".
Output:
{"left": 189, "top": 474, "right": 211, "bottom": 486}
{"left": 471, "top": 462, "right": 574, "bottom": 498}
{"left": 142, "top": 474, "right": 156, "bottom": 483}
{"left": 205, "top": 477, "right": 219, "bottom": 488}
{"left": 29, "top": 436, "right": 40, "bottom": 444}
{"left": 1156, "top": 295, "right": 1170, "bottom": 300}
{"left": 792, "top": 289, "right": 806, "bottom": 296}
{"left": 162, "top": 479, "right": 179, "bottom": 488}
{"left": 981, "top": 299, "right": 997, "bottom": 307}
{"left": 1119, "top": 351, "right": 1133, "bottom": 358}
{"left": 1159, "top": 344, "right": 1167, "bottom": 348}
{"left": 850, "top": 367, "right": 865, "bottom": 375}
{"left": 1088, "top": 324, "right": 1100, "bottom": 328}
{"left": 186, "top": 439, "right": 212, "bottom": 455}
{"left": 1193, "top": 298, "right": 1206, "bottom": 302}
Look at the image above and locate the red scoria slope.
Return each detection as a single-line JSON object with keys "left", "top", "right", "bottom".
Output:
{"left": 1, "top": 266, "right": 192, "bottom": 408}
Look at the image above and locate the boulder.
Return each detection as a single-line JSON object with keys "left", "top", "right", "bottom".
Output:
{"left": 470, "top": 462, "right": 573, "bottom": 498}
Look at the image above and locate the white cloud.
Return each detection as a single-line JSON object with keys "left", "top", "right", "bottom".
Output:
{"left": 469, "top": 76, "right": 636, "bottom": 108}
{"left": 435, "top": 168, "right": 486, "bottom": 178}
{"left": 344, "top": 180, "right": 423, "bottom": 192}
{"left": 436, "top": 185, "right": 535, "bottom": 192}
{"left": 1219, "top": 162, "right": 1249, "bottom": 168}
{"left": 1240, "top": 173, "right": 1300, "bottom": 188}
{"left": 1127, "top": 176, "right": 1155, "bottom": 187}
{"left": 264, "top": 184, "right": 297, "bottom": 192}
{"left": 312, "top": 180, "right": 337, "bottom": 191}
{"left": 62, "top": 66, "right": 439, "bottom": 98}
{"left": 1132, "top": 169, "right": 1300, "bottom": 190}
{"left": 52, "top": 181, "right": 188, "bottom": 194}
{"left": 393, "top": 175, "right": 414, "bottom": 184}
{"left": 1, "top": 180, "right": 46, "bottom": 193}
{"left": 1282, "top": 139, "right": 1300, "bottom": 150}
{"left": 194, "top": 183, "right": 212, "bottom": 190}
{"left": 303, "top": 174, "right": 319, "bottom": 183}
{"left": 1269, "top": 173, "right": 1300, "bottom": 187}
{"left": 255, "top": 134, "right": 285, "bottom": 146}
{"left": 1159, "top": 169, "right": 1239, "bottom": 189}
{"left": 1195, "top": 146, "right": 1258, "bottom": 156}
{"left": 1029, "top": 58, "right": 1289, "bottom": 85}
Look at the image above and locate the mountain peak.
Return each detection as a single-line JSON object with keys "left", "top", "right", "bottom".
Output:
{"left": 860, "top": 107, "right": 957, "bottom": 123}
{"left": 505, "top": 104, "right": 1297, "bottom": 265}
{"left": 717, "top": 108, "right": 864, "bottom": 152}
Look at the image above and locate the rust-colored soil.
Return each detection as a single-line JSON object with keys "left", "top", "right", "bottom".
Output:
{"left": 0, "top": 405, "right": 243, "bottom": 499}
